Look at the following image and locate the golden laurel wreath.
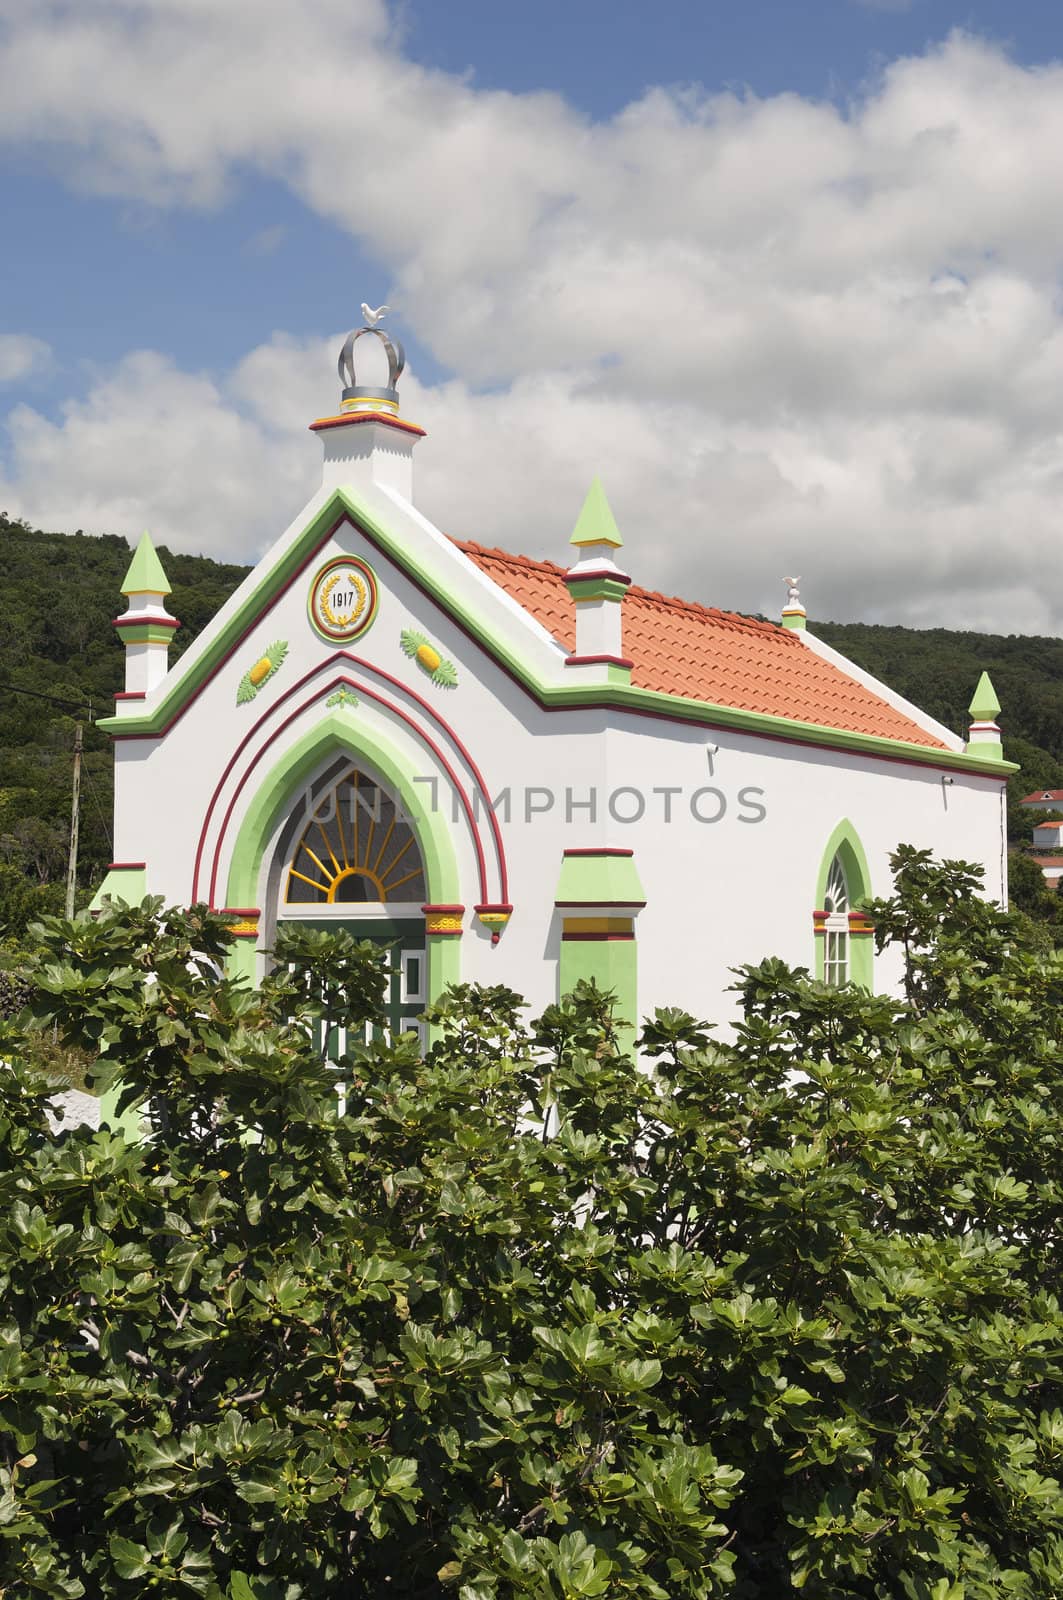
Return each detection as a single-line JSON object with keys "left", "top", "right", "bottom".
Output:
{"left": 318, "top": 570, "right": 367, "bottom": 630}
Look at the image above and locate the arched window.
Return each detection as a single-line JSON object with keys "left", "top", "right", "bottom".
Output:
{"left": 284, "top": 764, "right": 427, "bottom": 906}
{"left": 814, "top": 822, "right": 873, "bottom": 989}
{"left": 822, "top": 853, "right": 850, "bottom": 986}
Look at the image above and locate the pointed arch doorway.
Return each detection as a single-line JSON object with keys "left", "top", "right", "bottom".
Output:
{"left": 270, "top": 756, "right": 430, "bottom": 1050}
{"left": 222, "top": 712, "right": 463, "bottom": 1052}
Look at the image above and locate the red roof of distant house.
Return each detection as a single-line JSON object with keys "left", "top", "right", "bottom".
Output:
{"left": 456, "top": 541, "right": 949, "bottom": 750}
{"left": 1031, "top": 855, "right": 1063, "bottom": 868}
{"left": 1022, "top": 790, "right": 1063, "bottom": 804}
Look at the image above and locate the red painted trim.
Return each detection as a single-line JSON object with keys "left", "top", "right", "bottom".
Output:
{"left": 556, "top": 899, "right": 647, "bottom": 908}
{"left": 564, "top": 654, "right": 634, "bottom": 669}
{"left": 220, "top": 907, "right": 261, "bottom": 917}
{"left": 565, "top": 570, "right": 632, "bottom": 588}
{"left": 114, "top": 691, "right": 146, "bottom": 701}
{"left": 206, "top": 677, "right": 488, "bottom": 908}
{"left": 113, "top": 614, "right": 180, "bottom": 630}
{"left": 474, "top": 902, "right": 514, "bottom": 914}
{"left": 422, "top": 903, "right": 465, "bottom": 914}
{"left": 191, "top": 649, "right": 509, "bottom": 907}
{"left": 107, "top": 861, "right": 146, "bottom": 870}
{"left": 561, "top": 932, "right": 635, "bottom": 942}
{"left": 425, "top": 928, "right": 462, "bottom": 937}
{"left": 308, "top": 412, "right": 426, "bottom": 439}
{"left": 347, "top": 655, "right": 509, "bottom": 903}
{"left": 563, "top": 847, "right": 634, "bottom": 857}
{"left": 108, "top": 506, "right": 1004, "bottom": 783}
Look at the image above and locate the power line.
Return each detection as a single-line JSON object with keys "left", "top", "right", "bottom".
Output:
{"left": 0, "top": 681, "right": 96, "bottom": 719}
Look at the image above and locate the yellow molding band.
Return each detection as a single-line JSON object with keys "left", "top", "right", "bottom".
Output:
{"left": 562, "top": 917, "right": 634, "bottom": 935}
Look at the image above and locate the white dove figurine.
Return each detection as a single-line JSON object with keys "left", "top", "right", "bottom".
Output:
{"left": 784, "top": 575, "right": 802, "bottom": 607}
{"left": 361, "top": 302, "right": 390, "bottom": 328}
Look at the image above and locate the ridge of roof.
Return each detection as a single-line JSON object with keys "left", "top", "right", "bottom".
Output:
{"left": 455, "top": 539, "right": 783, "bottom": 641}
{"left": 453, "top": 537, "right": 951, "bottom": 752}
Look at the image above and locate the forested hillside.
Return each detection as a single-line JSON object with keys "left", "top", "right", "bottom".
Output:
{"left": 1, "top": 515, "right": 1061, "bottom": 935}
{"left": 0, "top": 514, "right": 249, "bottom": 934}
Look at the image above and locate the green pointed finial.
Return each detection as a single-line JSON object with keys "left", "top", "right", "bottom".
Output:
{"left": 969, "top": 671, "right": 1001, "bottom": 723}
{"left": 569, "top": 477, "right": 623, "bottom": 549}
{"left": 121, "top": 530, "right": 171, "bottom": 597}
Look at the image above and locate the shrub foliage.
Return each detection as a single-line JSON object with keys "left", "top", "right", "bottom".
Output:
{"left": 2, "top": 848, "right": 1063, "bottom": 1598}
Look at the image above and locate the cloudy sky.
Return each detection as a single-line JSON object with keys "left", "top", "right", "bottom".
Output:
{"left": 3, "top": 0, "right": 1063, "bottom": 632}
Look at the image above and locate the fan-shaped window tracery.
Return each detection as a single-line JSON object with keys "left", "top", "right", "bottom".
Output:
{"left": 284, "top": 766, "right": 426, "bottom": 905}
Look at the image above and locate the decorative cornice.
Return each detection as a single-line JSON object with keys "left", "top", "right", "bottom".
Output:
{"left": 96, "top": 487, "right": 1016, "bottom": 777}
{"left": 309, "top": 412, "right": 426, "bottom": 439}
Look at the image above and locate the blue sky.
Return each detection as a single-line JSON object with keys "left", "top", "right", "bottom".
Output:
{"left": 4, "top": 0, "right": 1055, "bottom": 405}
{"left": 2, "top": 0, "right": 1063, "bottom": 632}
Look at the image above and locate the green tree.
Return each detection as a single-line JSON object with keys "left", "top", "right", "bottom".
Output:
{"left": 3, "top": 858, "right": 1063, "bottom": 1599}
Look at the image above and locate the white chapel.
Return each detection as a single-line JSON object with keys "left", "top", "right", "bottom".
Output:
{"left": 94, "top": 315, "right": 1011, "bottom": 1040}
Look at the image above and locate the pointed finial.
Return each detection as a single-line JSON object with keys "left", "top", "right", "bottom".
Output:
{"left": 968, "top": 670, "right": 1001, "bottom": 723}
{"left": 965, "top": 670, "right": 1003, "bottom": 760}
{"left": 569, "top": 477, "right": 623, "bottom": 549}
{"left": 121, "top": 530, "right": 171, "bottom": 597}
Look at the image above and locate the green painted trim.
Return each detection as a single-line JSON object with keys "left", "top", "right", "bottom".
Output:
{"left": 555, "top": 852, "right": 646, "bottom": 904}
{"left": 969, "top": 670, "right": 1001, "bottom": 722}
{"left": 781, "top": 610, "right": 807, "bottom": 631}
{"left": 559, "top": 935, "right": 637, "bottom": 1054}
{"left": 813, "top": 820, "right": 873, "bottom": 989}
{"left": 221, "top": 710, "right": 459, "bottom": 1017}
{"left": 121, "top": 530, "right": 171, "bottom": 597}
{"left": 97, "top": 487, "right": 1016, "bottom": 777}
{"left": 225, "top": 938, "right": 258, "bottom": 989}
{"left": 97, "top": 1080, "right": 148, "bottom": 1141}
{"left": 567, "top": 576, "right": 630, "bottom": 602}
{"left": 966, "top": 736, "right": 1003, "bottom": 760}
{"left": 569, "top": 477, "right": 623, "bottom": 549}
{"left": 99, "top": 495, "right": 351, "bottom": 736}
{"left": 89, "top": 867, "right": 147, "bottom": 912}
{"left": 115, "top": 623, "right": 176, "bottom": 646}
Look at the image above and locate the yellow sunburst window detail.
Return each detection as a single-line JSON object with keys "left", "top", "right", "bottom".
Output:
{"left": 285, "top": 767, "right": 426, "bottom": 905}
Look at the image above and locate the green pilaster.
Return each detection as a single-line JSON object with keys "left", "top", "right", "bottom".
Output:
{"left": 559, "top": 932, "right": 637, "bottom": 1053}
{"left": 89, "top": 866, "right": 147, "bottom": 913}
{"left": 555, "top": 850, "right": 644, "bottom": 1052}
{"left": 555, "top": 851, "right": 645, "bottom": 904}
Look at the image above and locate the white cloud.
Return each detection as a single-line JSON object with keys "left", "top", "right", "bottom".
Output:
{"left": 1, "top": 8, "right": 1063, "bottom": 633}
{"left": 0, "top": 334, "right": 50, "bottom": 383}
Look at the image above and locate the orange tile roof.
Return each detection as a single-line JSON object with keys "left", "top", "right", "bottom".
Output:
{"left": 1022, "top": 790, "right": 1063, "bottom": 804}
{"left": 456, "top": 541, "right": 949, "bottom": 751}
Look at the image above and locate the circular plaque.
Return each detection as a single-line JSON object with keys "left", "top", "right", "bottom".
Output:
{"left": 308, "top": 556, "right": 379, "bottom": 643}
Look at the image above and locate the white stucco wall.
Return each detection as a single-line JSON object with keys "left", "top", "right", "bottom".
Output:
{"left": 105, "top": 436, "right": 1007, "bottom": 1034}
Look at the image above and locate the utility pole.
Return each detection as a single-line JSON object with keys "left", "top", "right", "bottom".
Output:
{"left": 65, "top": 721, "right": 83, "bottom": 918}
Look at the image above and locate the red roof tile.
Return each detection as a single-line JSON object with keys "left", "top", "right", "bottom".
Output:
{"left": 456, "top": 541, "right": 949, "bottom": 750}
{"left": 1022, "top": 790, "right": 1063, "bottom": 804}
